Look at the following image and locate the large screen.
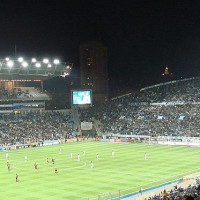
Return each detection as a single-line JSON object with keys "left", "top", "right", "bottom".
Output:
{"left": 72, "top": 90, "right": 92, "bottom": 105}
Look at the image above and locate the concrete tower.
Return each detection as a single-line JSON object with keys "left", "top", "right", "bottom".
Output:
{"left": 80, "top": 41, "right": 108, "bottom": 103}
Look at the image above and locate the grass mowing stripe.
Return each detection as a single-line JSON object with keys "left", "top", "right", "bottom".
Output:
{"left": 0, "top": 142, "right": 200, "bottom": 200}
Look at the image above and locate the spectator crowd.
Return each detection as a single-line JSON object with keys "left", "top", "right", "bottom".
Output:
{"left": 80, "top": 77, "right": 200, "bottom": 137}
{"left": 146, "top": 184, "right": 200, "bottom": 200}
{"left": 0, "top": 111, "right": 74, "bottom": 145}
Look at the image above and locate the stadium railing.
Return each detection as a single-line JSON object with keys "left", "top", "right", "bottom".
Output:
{"left": 87, "top": 169, "right": 200, "bottom": 200}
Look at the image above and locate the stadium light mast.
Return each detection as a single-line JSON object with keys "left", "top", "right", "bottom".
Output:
{"left": 0, "top": 57, "right": 73, "bottom": 79}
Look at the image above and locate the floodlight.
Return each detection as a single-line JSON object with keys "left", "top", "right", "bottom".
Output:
{"left": 5, "top": 57, "right": 9, "bottom": 61}
{"left": 66, "top": 65, "right": 70, "bottom": 69}
{"left": 43, "top": 58, "right": 49, "bottom": 64}
{"left": 18, "top": 57, "right": 24, "bottom": 62}
{"left": 47, "top": 64, "right": 52, "bottom": 68}
{"left": 22, "top": 61, "right": 28, "bottom": 67}
{"left": 35, "top": 63, "right": 41, "bottom": 68}
{"left": 31, "top": 58, "right": 37, "bottom": 63}
{"left": 7, "top": 60, "right": 14, "bottom": 68}
{"left": 53, "top": 59, "right": 60, "bottom": 65}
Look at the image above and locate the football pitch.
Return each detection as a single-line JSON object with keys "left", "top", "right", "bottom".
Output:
{"left": 0, "top": 141, "right": 200, "bottom": 200}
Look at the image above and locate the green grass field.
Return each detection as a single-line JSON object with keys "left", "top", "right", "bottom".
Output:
{"left": 0, "top": 141, "right": 200, "bottom": 200}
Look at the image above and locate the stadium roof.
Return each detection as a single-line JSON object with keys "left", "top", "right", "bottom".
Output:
{"left": 0, "top": 57, "right": 72, "bottom": 80}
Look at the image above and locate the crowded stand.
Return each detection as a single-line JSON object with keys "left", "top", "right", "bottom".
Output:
{"left": 142, "top": 77, "right": 200, "bottom": 103}
{"left": 79, "top": 77, "right": 200, "bottom": 137}
{"left": 146, "top": 184, "right": 200, "bottom": 200}
{"left": 0, "top": 111, "right": 74, "bottom": 145}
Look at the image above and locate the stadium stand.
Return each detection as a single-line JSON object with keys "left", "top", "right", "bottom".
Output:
{"left": 79, "top": 77, "right": 200, "bottom": 137}
{"left": 0, "top": 111, "right": 74, "bottom": 145}
{"left": 141, "top": 77, "right": 200, "bottom": 103}
{"left": 145, "top": 184, "right": 200, "bottom": 200}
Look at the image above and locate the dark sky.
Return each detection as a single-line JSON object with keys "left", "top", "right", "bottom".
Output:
{"left": 0, "top": 0, "right": 200, "bottom": 90}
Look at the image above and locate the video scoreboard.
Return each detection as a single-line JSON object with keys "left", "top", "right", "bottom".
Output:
{"left": 72, "top": 90, "right": 92, "bottom": 105}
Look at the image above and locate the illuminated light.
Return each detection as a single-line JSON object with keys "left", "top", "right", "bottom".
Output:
{"left": 0, "top": 79, "right": 42, "bottom": 82}
{"left": 61, "top": 72, "right": 69, "bottom": 77}
{"left": 22, "top": 62, "right": 28, "bottom": 67}
{"left": 66, "top": 65, "right": 70, "bottom": 69}
{"left": 5, "top": 57, "right": 10, "bottom": 61}
{"left": 43, "top": 58, "right": 49, "bottom": 64}
{"left": 53, "top": 59, "right": 60, "bottom": 65}
{"left": 31, "top": 58, "right": 37, "bottom": 63}
{"left": 7, "top": 60, "right": 14, "bottom": 68}
{"left": 18, "top": 57, "right": 24, "bottom": 62}
{"left": 47, "top": 64, "right": 52, "bottom": 68}
{"left": 35, "top": 63, "right": 41, "bottom": 68}
{"left": 64, "top": 72, "right": 69, "bottom": 76}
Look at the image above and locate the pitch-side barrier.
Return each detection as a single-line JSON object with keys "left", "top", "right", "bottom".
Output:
{"left": 87, "top": 169, "right": 200, "bottom": 200}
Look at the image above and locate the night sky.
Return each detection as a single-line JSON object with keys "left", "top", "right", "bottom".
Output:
{"left": 0, "top": 0, "right": 200, "bottom": 91}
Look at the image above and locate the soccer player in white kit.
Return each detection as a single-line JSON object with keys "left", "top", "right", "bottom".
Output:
{"left": 96, "top": 154, "right": 99, "bottom": 161}
{"left": 90, "top": 161, "right": 93, "bottom": 170}
{"left": 70, "top": 152, "right": 73, "bottom": 158}
{"left": 144, "top": 152, "right": 148, "bottom": 160}
{"left": 112, "top": 150, "right": 115, "bottom": 157}
{"left": 59, "top": 148, "right": 62, "bottom": 154}
{"left": 83, "top": 150, "right": 86, "bottom": 155}
{"left": 24, "top": 155, "right": 28, "bottom": 162}
{"left": 6, "top": 153, "right": 9, "bottom": 159}
{"left": 78, "top": 154, "right": 80, "bottom": 162}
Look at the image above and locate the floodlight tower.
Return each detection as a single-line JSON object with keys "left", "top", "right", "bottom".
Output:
{"left": 0, "top": 56, "right": 72, "bottom": 92}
